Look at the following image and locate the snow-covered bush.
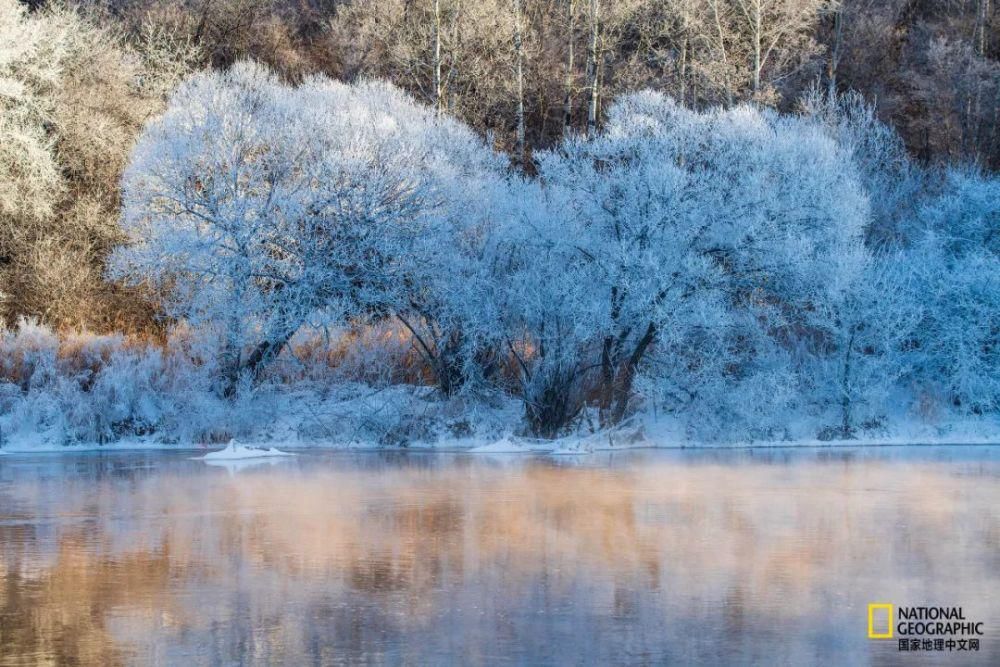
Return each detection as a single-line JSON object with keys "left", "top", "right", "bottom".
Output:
{"left": 0, "top": 319, "right": 60, "bottom": 392}
{"left": 272, "top": 323, "right": 431, "bottom": 388}
{"left": 0, "top": 320, "right": 223, "bottom": 445}
{"left": 0, "top": 319, "right": 512, "bottom": 448}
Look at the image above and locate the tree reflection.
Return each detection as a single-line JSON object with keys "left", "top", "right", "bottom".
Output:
{"left": 0, "top": 451, "right": 997, "bottom": 665}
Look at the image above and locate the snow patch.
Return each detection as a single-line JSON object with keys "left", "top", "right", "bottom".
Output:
{"left": 198, "top": 440, "right": 296, "bottom": 461}
{"left": 467, "top": 438, "right": 530, "bottom": 454}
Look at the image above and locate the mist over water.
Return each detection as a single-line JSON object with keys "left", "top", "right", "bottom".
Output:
{"left": 1, "top": 447, "right": 997, "bottom": 666}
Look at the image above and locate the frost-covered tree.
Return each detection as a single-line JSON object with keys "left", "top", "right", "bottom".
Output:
{"left": 0, "top": 0, "right": 63, "bottom": 224}
{"left": 528, "top": 91, "right": 869, "bottom": 432}
{"left": 0, "top": 0, "right": 196, "bottom": 330}
{"left": 901, "top": 169, "right": 1000, "bottom": 415}
{"left": 794, "top": 252, "right": 917, "bottom": 437}
{"left": 111, "top": 63, "right": 506, "bottom": 396}
{"left": 483, "top": 176, "right": 602, "bottom": 437}
{"left": 104, "top": 57, "right": 1000, "bottom": 440}
{"left": 799, "top": 88, "right": 926, "bottom": 247}
{"left": 371, "top": 89, "right": 511, "bottom": 396}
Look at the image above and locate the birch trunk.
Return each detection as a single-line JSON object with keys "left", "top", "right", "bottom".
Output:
{"left": 563, "top": 0, "right": 576, "bottom": 134}
{"left": 513, "top": 0, "right": 526, "bottom": 163}
{"left": 751, "top": 0, "right": 762, "bottom": 94}
{"left": 586, "top": 0, "right": 599, "bottom": 137}
{"left": 711, "top": 0, "right": 735, "bottom": 106}
{"left": 974, "top": 0, "right": 989, "bottom": 57}
{"left": 827, "top": 3, "right": 843, "bottom": 101}
{"left": 433, "top": 0, "right": 443, "bottom": 114}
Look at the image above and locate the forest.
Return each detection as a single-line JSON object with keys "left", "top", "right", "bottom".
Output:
{"left": 1, "top": 0, "right": 998, "bottom": 448}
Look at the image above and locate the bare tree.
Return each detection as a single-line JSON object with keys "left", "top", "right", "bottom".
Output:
{"left": 0, "top": 0, "right": 195, "bottom": 331}
{"left": 732, "top": 0, "right": 830, "bottom": 101}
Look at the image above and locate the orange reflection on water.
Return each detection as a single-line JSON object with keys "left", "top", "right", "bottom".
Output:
{"left": 0, "top": 449, "right": 997, "bottom": 665}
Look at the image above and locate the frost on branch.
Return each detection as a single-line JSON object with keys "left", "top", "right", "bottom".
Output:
{"left": 110, "top": 63, "right": 507, "bottom": 397}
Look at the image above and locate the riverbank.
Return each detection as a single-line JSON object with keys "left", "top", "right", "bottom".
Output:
{"left": 6, "top": 320, "right": 1000, "bottom": 456}
{"left": 4, "top": 404, "right": 1000, "bottom": 456}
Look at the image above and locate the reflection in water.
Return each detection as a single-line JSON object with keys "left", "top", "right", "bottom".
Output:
{"left": 0, "top": 448, "right": 997, "bottom": 665}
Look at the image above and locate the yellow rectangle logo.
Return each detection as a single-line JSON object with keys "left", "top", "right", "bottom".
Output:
{"left": 868, "top": 603, "right": 894, "bottom": 639}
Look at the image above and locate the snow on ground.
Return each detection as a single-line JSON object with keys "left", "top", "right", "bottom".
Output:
{"left": 2, "top": 381, "right": 1000, "bottom": 456}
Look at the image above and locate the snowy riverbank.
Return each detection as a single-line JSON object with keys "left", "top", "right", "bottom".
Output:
{"left": 4, "top": 322, "right": 1000, "bottom": 457}
{"left": 4, "top": 398, "right": 1000, "bottom": 456}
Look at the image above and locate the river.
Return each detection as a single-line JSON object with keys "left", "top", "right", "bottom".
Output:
{"left": 0, "top": 446, "right": 997, "bottom": 665}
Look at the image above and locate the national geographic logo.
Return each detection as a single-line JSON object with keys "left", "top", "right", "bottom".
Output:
{"left": 868, "top": 603, "right": 985, "bottom": 653}
{"left": 868, "top": 604, "right": 894, "bottom": 639}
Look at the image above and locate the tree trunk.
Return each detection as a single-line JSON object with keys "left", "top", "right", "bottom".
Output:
{"left": 608, "top": 322, "right": 656, "bottom": 426}
{"left": 974, "top": 0, "right": 989, "bottom": 58}
{"left": 597, "top": 285, "right": 622, "bottom": 426}
{"left": 395, "top": 312, "right": 468, "bottom": 396}
{"left": 679, "top": 32, "right": 689, "bottom": 107}
{"left": 840, "top": 326, "right": 856, "bottom": 438}
{"left": 597, "top": 320, "right": 657, "bottom": 429}
{"left": 827, "top": 4, "right": 843, "bottom": 101}
{"left": 563, "top": 0, "right": 576, "bottom": 134}
{"left": 194, "top": 0, "right": 213, "bottom": 43}
{"left": 513, "top": 0, "right": 526, "bottom": 163}
{"left": 244, "top": 328, "right": 297, "bottom": 384}
{"left": 598, "top": 334, "right": 615, "bottom": 424}
{"left": 586, "top": 0, "right": 600, "bottom": 137}
{"left": 751, "top": 0, "right": 762, "bottom": 95}
{"left": 220, "top": 309, "right": 243, "bottom": 399}
{"left": 711, "top": 0, "right": 734, "bottom": 106}
{"left": 433, "top": 0, "right": 444, "bottom": 114}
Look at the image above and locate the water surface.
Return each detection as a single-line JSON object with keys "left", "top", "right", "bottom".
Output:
{"left": 0, "top": 446, "right": 997, "bottom": 665}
